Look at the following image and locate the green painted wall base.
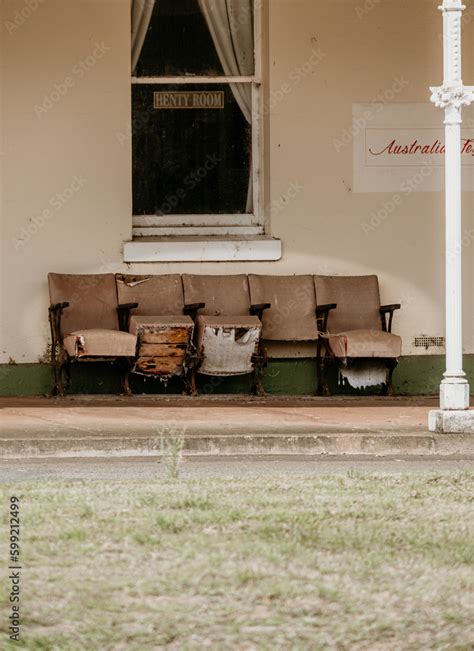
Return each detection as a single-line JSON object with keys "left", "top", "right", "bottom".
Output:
{"left": 0, "top": 356, "right": 467, "bottom": 397}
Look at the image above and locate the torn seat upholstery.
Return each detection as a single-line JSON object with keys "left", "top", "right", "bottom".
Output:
{"left": 194, "top": 315, "right": 262, "bottom": 376}
{"left": 327, "top": 329, "right": 402, "bottom": 359}
{"left": 182, "top": 275, "right": 270, "bottom": 395}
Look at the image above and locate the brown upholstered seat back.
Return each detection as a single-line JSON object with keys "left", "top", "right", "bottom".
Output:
{"left": 48, "top": 273, "right": 119, "bottom": 335}
{"left": 248, "top": 275, "right": 318, "bottom": 341}
{"left": 314, "top": 275, "right": 382, "bottom": 333}
{"left": 116, "top": 274, "right": 184, "bottom": 316}
{"left": 182, "top": 275, "right": 251, "bottom": 317}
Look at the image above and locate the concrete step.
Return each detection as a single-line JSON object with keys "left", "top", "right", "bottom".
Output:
{"left": 1, "top": 396, "right": 472, "bottom": 458}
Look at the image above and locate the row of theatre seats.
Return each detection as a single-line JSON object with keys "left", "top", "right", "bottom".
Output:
{"left": 47, "top": 273, "right": 402, "bottom": 396}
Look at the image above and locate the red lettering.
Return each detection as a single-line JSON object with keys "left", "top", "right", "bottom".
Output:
{"left": 461, "top": 138, "right": 474, "bottom": 154}
{"left": 368, "top": 137, "right": 465, "bottom": 157}
{"left": 369, "top": 139, "right": 396, "bottom": 156}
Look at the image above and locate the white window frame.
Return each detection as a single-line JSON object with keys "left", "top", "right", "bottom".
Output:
{"left": 131, "top": 2, "right": 264, "bottom": 238}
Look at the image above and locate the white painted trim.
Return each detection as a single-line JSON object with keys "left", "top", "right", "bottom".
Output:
{"left": 132, "top": 226, "right": 263, "bottom": 237}
{"left": 124, "top": 238, "right": 282, "bottom": 263}
{"left": 132, "top": 76, "right": 257, "bottom": 84}
{"left": 254, "top": 0, "right": 263, "bottom": 82}
{"left": 133, "top": 214, "right": 258, "bottom": 227}
{"left": 131, "top": 1, "right": 264, "bottom": 237}
{"left": 251, "top": 82, "right": 263, "bottom": 220}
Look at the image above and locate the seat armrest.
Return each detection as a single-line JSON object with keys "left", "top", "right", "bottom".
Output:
{"left": 315, "top": 304, "right": 337, "bottom": 332}
{"left": 117, "top": 303, "right": 139, "bottom": 332}
{"left": 184, "top": 303, "right": 206, "bottom": 321}
{"left": 49, "top": 301, "right": 69, "bottom": 313}
{"left": 250, "top": 303, "right": 271, "bottom": 319}
{"left": 380, "top": 304, "right": 401, "bottom": 312}
{"left": 380, "top": 304, "right": 401, "bottom": 333}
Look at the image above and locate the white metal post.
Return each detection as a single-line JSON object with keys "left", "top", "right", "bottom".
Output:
{"left": 430, "top": 0, "right": 474, "bottom": 411}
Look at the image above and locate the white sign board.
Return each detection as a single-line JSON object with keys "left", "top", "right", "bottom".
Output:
{"left": 353, "top": 103, "right": 474, "bottom": 192}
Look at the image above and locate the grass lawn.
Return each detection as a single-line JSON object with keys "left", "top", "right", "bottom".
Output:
{"left": 1, "top": 472, "right": 473, "bottom": 650}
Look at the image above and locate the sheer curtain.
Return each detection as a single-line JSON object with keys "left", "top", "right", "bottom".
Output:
{"left": 131, "top": 0, "right": 155, "bottom": 75}
{"left": 197, "top": 0, "right": 255, "bottom": 213}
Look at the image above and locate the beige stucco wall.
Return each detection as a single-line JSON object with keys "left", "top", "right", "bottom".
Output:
{"left": 1, "top": 0, "right": 473, "bottom": 363}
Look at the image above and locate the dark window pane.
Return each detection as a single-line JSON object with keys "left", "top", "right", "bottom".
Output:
{"left": 137, "top": 0, "right": 226, "bottom": 77}
{"left": 132, "top": 84, "right": 251, "bottom": 215}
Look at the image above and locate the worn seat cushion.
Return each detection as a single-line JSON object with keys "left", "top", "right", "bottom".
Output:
{"left": 63, "top": 329, "right": 137, "bottom": 358}
{"left": 327, "top": 330, "right": 402, "bottom": 359}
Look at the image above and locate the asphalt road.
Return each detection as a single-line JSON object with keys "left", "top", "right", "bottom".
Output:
{"left": 1, "top": 455, "right": 473, "bottom": 482}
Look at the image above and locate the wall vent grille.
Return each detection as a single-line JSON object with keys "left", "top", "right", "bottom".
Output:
{"left": 413, "top": 335, "right": 445, "bottom": 349}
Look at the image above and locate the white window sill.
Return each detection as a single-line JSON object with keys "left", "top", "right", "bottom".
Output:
{"left": 123, "top": 236, "right": 282, "bottom": 263}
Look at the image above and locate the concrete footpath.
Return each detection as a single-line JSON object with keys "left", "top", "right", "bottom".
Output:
{"left": 1, "top": 395, "right": 473, "bottom": 458}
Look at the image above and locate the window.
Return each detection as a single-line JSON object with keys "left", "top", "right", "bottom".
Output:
{"left": 131, "top": 0, "right": 263, "bottom": 238}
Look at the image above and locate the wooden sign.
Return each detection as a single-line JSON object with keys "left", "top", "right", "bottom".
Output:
{"left": 154, "top": 91, "right": 225, "bottom": 110}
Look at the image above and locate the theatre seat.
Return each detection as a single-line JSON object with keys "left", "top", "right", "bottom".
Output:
{"left": 182, "top": 275, "right": 270, "bottom": 395}
{"left": 314, "top": 275, "right": 401, "bottom": 395}
{"left": 48, "top": 273, "right": 138, "bottom": 396}
{"left": 116, "top": 275, "right": 199, "bottom": 389}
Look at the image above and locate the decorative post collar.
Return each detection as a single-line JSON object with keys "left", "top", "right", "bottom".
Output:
{"left": 430, "top": 87, "right": 474, "bottom": 110}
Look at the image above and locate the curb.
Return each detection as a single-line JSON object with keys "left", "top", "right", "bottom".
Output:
{"left": 1, "top": 433, "right": 473, "bottom": 458}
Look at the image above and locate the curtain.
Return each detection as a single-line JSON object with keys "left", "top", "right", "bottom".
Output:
{"left": 198, "top": 0, "right": 254, "bottom": 213}
{"left": 131, "top": 0, "right": 155, "bottom": 75}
